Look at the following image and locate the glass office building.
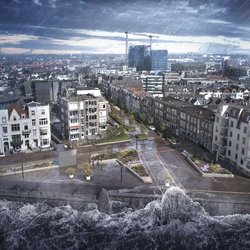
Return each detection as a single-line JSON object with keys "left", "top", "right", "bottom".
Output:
{"left": 151, "top": 50, "right": 168, "bottom": 72}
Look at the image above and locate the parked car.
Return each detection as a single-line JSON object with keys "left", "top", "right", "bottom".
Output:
{"left": 148, "top": 125, "right": 156, "bottom": 131}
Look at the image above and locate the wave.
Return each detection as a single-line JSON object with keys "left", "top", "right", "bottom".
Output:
{"left": 0, "top": 187, "right": 249, "bottom": 250}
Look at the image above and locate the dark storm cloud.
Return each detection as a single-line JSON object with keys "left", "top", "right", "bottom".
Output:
{"left": 0, "top": 0, "right": 249, "bottom": 53}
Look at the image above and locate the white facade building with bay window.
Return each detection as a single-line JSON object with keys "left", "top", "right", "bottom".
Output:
{"left": 0, "top": 102, "right": 51, "bottom": 156}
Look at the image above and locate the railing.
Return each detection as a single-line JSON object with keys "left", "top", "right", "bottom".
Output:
{"left": 22, "top": 129, "right": 31, "bottom": 135}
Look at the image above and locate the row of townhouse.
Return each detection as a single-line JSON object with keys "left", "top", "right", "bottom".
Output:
{"left": 0, "top": 102, "right": 51, "bottom": 156}
{"left": 59, "top": 90, "right": 108, "bottom": 144}
{"left": 100, "top": 80, "right": 215, "bottom": 151}
{"left": 213, "top": 103, "right": 250, "bottom": 176}
{"left": 197, "top": 87, "right": 249, "bottom": 100}
{"left": 100, "top": 79, "right": 250, "bottom": 176}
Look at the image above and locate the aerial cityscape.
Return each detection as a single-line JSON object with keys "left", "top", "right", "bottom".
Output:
{"left": 0, "top": 0, "right": 250, "bottom": 249}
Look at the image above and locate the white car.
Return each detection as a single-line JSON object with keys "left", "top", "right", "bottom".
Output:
{"left": 148, "top": 125, "right": 156, "bottom": 131}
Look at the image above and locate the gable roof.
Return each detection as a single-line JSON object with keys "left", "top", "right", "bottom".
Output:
{"left": 8, "top": 104, "right": 27, "bottom": 118}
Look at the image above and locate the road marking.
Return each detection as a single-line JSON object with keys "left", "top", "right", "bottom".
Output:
{"left": 153, "top": 151, "right": 185, "bottom": 191}
{"left": 139, "top": 152, "right": 164, "bottom": 195}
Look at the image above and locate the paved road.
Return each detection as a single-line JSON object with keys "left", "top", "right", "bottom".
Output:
{"left": 0, "top": 130, "right": 249, "bottom": 201}
{"left": 136, "top": 132, "right": 250, "bottom": 197}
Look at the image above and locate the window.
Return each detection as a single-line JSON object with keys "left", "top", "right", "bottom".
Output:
{"left": 2, "top": 127, "right": 7, "bottom": 134}
{"left": 40, "top": 130, "right": 48, "bottom": 136}
{"left": 24, "top": 125, "right": 28, "bottom": 130}
{"left": 32, "top": 119, "right": 36, "bottom": 126}
{"left": 229, "top": 131, "right": 232, "bottom": 137}
{"left": 13, "top": 116, "right": 17, "bottom": 121}
{"left": 230, "top": 121, "right": 234, "bottom": 127}
{"left": 240, "top": 159, "right": 244, "bottom": 165}
{"left": 24, "top": 134, "right": 29, "bottom": 138}
{"left": 2, "top": 117, "right": 6, "bottom": 123}
{"left": 42, "top": 139, "right": 49, "bottom": 145}
{"left": 39, "top": 119, "right": 48, "bottom": 126}
{"left": 11, "top": 124, "right": 20, "bottom": 131}
{"left": 235, "top": 154, "right": 238, "bottom": 160}
{"left": 228, "top": 141, "right": 232, "bottom": 146}
{"left": 32, "top": 129, "right": 37, "bottom": 136}
{"left": 12, "top": 134, "right": 21, "bottom": 143}
{"left": 31, "top": 110, "right": 35, "bottom": 116}
{"left": 103, "top": 104, "right": 106, "bottom": 109}
{"left": 236, "top": 144, "right": 239, "bottom": 150}
{"left": 237, "top": 134, "right": 240, "bottom": 140}
{"left": 241, "top": 148, "right": 245, "bottom": 155}
{"left": 243, "top": 126, "right": 247, "bottom": 135}
{"left": 242, "top": 137, "right": 246, "bottom": 144}
{"left": 227, "top": 150, "right": 231, "bottom": 156}
{"left": 41, "top": 109, "right": 45, "bottom": 115}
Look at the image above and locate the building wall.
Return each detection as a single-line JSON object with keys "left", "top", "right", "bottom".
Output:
{"left": 0, "top": 103, "right": 51, "bottom": 156}
{"left": 151, "top": 50, "right": 168, "bottom": 72}
{"left": 213, "top": 104, "right": 250, "bottom": 176}
{"left": 141, "top": 75, "right": 164, "bottom": 96}
{"left": 0, "top": 109, "right": 8, "bottom": 155}
{"left": 59, "top": 95, "right": 108, "bottom": 143}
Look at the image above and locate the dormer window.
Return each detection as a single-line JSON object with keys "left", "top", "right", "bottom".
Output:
{"left": 13, "top": 116, "right": 17, "bottom": 121}
{"left": 21, "top": 114, "right": 25, "bottom": 118}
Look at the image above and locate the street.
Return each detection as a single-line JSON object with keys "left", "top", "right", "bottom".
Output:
{"left": 0, "top": 129, "right": 249, "bottom": 207}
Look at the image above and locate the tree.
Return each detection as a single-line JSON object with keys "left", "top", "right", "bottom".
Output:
{"left": 82, "top": 162, "right": 93, "bottom": 177}
{"left": 120, "top": 109, "right": 125, "bottom": 124}
{"left": 159, "top": 121, "right": 165, "bottom": 133}
{"left": 65, "top": 167, "right": 76, "bottom": 177}
{"left": 140, "top": 124, "right": 146, "bottom": 135}
{"left": 129, "top": 115, "right": 135, "bottom": 127}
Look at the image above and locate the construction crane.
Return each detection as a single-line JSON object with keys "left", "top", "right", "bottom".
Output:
{"left": 132, "top": 33, "right": 159, "bottom": 54}
{"left": 124, "top": 31, "right": 131, "bottom": 67}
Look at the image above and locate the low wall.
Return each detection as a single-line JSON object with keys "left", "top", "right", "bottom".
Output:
{"left": 116, "top": 159, "right": 147, "bottom": 183}
{"left": 0, "top": 190, "right": 97, "bottom": 209}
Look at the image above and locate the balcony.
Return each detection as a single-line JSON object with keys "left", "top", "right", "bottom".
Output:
{"left": 22, "top": 129, "right": 31, "bottom": 136}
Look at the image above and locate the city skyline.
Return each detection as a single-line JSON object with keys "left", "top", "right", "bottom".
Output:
{"left": 0, "top": 0, "right": 250, "bottom": 54}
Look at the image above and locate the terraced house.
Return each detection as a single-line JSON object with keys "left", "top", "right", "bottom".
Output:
{"left": 0, "top": 102, "right": 51, "bottom": 156}
{"left": 213, "top": 103, "right": 250, "bottom": 176}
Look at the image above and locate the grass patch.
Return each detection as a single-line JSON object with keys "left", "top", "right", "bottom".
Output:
{"left": 97, "top": 133, "right": 130, "bottom": 144}
{"left": 189, "top": 154, "right": 232, "bottom": 174}
{"left": 131, "top": 164, "right": 149, "bottom": 177}
{"left": 126, "top": 126, "right": 136, "bottom": 132}
{"left": 135, "top": 133, "right": 148, "bottom": 140}
{"left": 91, "top": 149, "right": 139, "bottom": 164}
{"left": 207, "top": 164, "right": 231, "bottom": 174}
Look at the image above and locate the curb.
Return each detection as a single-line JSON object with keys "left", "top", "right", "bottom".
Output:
{"left": 0, "top": 165, "right": 59, "bottom": 177}
{"left": 95, "top": 139, "right": 131, "bottom": 146}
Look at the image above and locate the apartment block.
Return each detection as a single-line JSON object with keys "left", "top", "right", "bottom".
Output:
{"left": 213, "top": 104, "right": 250, "bottom": 176}
{"left": 59, "top": 93, "right": 108, "bottom": 143}
{"left": 154, "top": 97, "right": 214, "bottom": 150}
{"left": 141, "top": 75, "right": 164, "bottom": 97}
{"left": 0, "top": 102, "right": 51, "bottom": 156}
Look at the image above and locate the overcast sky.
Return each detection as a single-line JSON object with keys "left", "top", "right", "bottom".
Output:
{"left": 0, "top": 0, "right": 250, "bottom": 54}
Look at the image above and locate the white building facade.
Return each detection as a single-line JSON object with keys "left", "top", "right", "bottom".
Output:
{"left": 59, "top": 94, "right": 108, "bottom": 143}
{"left": 213, "top": 103, "right": 250, "bottom": 176}
{"left": 0, "top": 102, "right": 51, "bottom": 156}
